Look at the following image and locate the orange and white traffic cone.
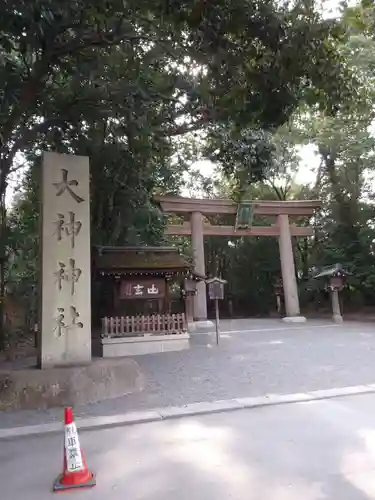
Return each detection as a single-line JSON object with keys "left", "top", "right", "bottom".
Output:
{"left": 53, "top": 407, "right": 96, "bottom": 492}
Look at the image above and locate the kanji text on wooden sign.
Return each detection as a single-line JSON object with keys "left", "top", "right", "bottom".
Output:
{"left": 120, "top": 279, "right": 166, "bottom": 299}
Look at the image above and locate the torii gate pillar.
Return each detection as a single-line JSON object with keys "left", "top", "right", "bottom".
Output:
{"left": 190, "top": 211, "right": 208, "bottom": 320}
{"left": 278, "top": 214, "right": 305, "bottom": 322}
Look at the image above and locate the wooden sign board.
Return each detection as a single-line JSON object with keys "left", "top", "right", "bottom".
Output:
{"left": 235, "top": 202, "right": 254, "bottom": 230}
{"left": 120, "top": 278, "right": 165, "bottom": 299}
{"left": 208, "top": 281, "right": 225, "bottom": 300}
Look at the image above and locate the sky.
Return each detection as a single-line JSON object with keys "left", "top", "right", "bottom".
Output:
{"left": 5, "top": 0, "right": 357, "bottom": 205}
{"left": 188, "top": 0, "right": 358, "bottom": 189}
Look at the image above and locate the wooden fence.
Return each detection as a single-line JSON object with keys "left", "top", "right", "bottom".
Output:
{"left": 101, "top": 313, "right": 187, "bottom": 337}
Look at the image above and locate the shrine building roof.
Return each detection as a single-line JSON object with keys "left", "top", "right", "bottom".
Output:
{"left": 93, "top": 246, "right": 196, "bottom": 277}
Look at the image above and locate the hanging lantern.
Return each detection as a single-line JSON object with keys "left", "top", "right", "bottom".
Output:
{"left": 329, "top": 274, "right": 345, "bottom": 292}
{"left": 273, "top": 279, "right": 283, "bottom": 296}
{"left": 184, "top": 278, "right": 197, "bottom": 295}
{"left": 314, "top": 263, "right": 349, "bottom": 292}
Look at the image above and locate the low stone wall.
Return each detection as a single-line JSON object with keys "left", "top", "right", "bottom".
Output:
{"left": 101, "top": 333, "right": 190, "bottom": 357}
{"left": 0, "top": 358, "right": 144, "bottom": 411}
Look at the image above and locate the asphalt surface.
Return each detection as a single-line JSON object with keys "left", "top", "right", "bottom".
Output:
{"left": 4, "top": 392, "right": 375, "bottom": 499}
{"left": 2, "top": 319, "right": 375, "bottom": 429}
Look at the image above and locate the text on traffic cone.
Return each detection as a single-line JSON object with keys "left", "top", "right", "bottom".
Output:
{"left": 53, "top": 407, "right": 96, "bottom": 492}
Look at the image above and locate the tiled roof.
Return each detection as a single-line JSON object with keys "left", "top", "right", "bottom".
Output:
{"left": 94, "top": 246, "right": 192, "bottom": 271}
{"left": 314, "top": 263, "right": 349, "bottom": 279}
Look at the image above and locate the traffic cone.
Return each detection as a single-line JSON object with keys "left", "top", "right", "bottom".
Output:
{"left": 53, "top": 407, "right": 96, "bottom": 492}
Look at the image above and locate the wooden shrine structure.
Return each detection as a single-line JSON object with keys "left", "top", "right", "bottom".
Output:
{"left": 93, "top": 246, "right": 201, "bottom": 338}
{"left": 154, "top": 196, "right": 322, "bottom": 322}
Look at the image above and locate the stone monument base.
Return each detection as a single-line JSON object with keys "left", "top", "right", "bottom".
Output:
{"left": 282, "top": 316, "right": 307, "bottom": 323}
{"left": 0, "top": 358, "right": 143, "bottom": 411}
{"left": 101, "top": 333, "right": 190, "bottom": 357}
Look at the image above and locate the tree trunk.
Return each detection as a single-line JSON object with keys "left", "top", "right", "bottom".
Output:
{"left": 0, "top": 161, "right": 7, "bottom": 350}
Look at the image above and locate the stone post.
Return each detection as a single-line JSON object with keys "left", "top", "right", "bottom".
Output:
{"left": 39, "top": 152, "right": 91, "bottom": 368}
{"left": 278, "top": 214, "right": 305, "bottom": 322}
{"left": 185, "top": 294, "right": 194, "bottom": 324}
{"left": 331, "top": 289, "right": 343, "bottom": 323}
{"left": 190, "top": 211, "right": 207, "bottom": 320}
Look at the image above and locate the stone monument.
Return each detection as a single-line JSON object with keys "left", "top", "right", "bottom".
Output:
{"left": 38, "top": 152, "right": 91, "bottom": 368}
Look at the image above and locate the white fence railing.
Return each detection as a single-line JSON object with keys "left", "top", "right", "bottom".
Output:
{"left": 102, "top": 313, "right": 187, "bottom": 337}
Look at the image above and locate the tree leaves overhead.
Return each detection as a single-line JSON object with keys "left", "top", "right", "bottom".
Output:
{"left": 206, "top": 126, "right": 275, "bottom": 191}
{"left": 1, "top": 0, "right": 366, "bottom": 336}
{"left": 0, "top": 0, "right": 352, "bottom": 171}
{"left": 166, "top": 0, "right": 352, "bottom": 125}
{"left": 0, "top": 0, "right": 353, "bottom": 260}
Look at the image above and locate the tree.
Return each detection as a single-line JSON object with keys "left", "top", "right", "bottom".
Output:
{"left": 288, "top": 28, "right": 375, "bottom": 287}
{"left": 0, "top": 0, "right": 350, "bottom": 189}
{"left": 6, "top": 169, "right": 39, "bottom": 332}
{"left": 0, "top": 0, "right": 357, "bottom": 342}
{"left": 342, "top": 0, "right": 375, "bottom": 37}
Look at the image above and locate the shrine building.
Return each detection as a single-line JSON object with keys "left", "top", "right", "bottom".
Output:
{"left": 92, "top": 246, "right": 203, "bottom": 355}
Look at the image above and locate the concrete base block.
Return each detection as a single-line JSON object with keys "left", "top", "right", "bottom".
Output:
{"left": 101, "top": 333, "right": 190, "bottom": 357}
{"left": 0, "top": 358, "right": 143, "bottom": 411}
{"left": 187, "top": 322, "right": 196, "bottom": 333}
{"left": 282, "top": 316, "right": 307, "bottom": 323}
{"left": 193, "top": 320, "right": 214, "bottom": 329}
{"left": 333, "top": 314, "right": 344, "bottom": 324}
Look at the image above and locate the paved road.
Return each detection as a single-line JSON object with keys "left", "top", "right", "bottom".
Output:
{"left": 4, "top": 393, "right": 375, "bottom": 499}
{"left": 3, "top": 319, "right": 375, "bottom": 428}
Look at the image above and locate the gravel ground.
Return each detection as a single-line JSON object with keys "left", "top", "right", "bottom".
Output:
{"left": 1, "top": 319, "right": 375, "bottom": 428}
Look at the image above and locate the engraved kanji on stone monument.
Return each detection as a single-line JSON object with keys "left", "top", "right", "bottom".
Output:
{"left": 40, "top": 152, "right": 91, "bottom": 367}
{"left": 54, "top": 259, "right": 82, "bottom": 295}
{"left": 54, "top": 308, "right": 66, "bottom": 337}
{"left": 54, "top": 306, "right": 84, "bottom": 337}
{"left": 70, "top": 306, "right": 84, "bottom": 329}
{"left": 54, "top": 212, "right": 82, "bottom": 248}
{"left": 53, "top": 169, "right": 84, "bottom": 203}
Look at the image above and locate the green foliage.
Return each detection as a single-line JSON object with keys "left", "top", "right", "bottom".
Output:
{"left": 6, "top": 169, "right": 39, "bottom": 327}
{"left": 289, "top": 27, "right": 375, "bottom": 294}
{"left": 0, "top": 0, "right": 354, "bottom": 179}
{"left": 206, "top": 127, "right": 275, "bottom": 192}
{"left": 1, "top": 0, "right": 366, "bottom": 331}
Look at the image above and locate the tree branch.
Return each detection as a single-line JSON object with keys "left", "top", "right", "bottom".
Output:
{"left": 165, "top": 116, "right": 211, "bottom": 137}
{"left": 9, "top": 117, "right": 71, "bottom": 162}
{"left": 8, "top": 159, "right": 29, "bottom": 175}
{"left": 0, "top": 57, "right": 51, "bottom": 150}
{"left": 52, "top": 30, "right": 150, "bottom": 58}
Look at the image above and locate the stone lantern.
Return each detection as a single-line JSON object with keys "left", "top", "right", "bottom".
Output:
{"left": 273, "top": 278, "right": 284, "bottom": 316}
{"left": 183, "top": 276, "right": 197, "bottom": 294}
{"left": 183, "top": 273, "right": 198, "bottom": 325}
{"left": 314, "top": 264, "right": 348, "bottom": 323}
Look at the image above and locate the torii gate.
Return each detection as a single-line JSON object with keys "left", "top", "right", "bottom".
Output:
{"left": 155, "top": 196, "right": 321, "bottom": 322}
